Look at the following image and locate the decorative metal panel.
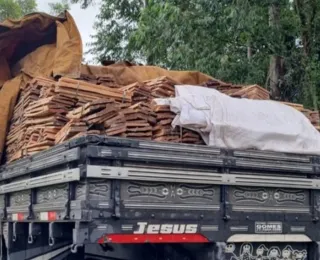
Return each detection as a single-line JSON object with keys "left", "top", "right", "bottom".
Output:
{"left": 88, "top": 180, "right": 111, "bottom": 201}
{"left": 230, "top": 186, "right": 309, "bottom": 213}
{"left": 36, "top": 184, "right": 68, "bottom": 203}
{"left": 121, "top": 181, "right": 219, "bottom": 210}
{"left": 10, "top": 190, "right": 30, "bottom": 206}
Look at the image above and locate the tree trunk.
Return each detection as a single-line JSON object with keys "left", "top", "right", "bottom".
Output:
{"left": 247, "top": 41, "right": 252, "bottom": 61}
{"left": 268, "top": 3, "right": 281, "bottom": 100}
{"left": 294, "top": 0, "right": 318, "bottom": 110}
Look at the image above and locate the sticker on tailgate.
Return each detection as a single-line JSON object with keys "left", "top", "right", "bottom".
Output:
{"left": 255, "top": 221, "right": 282, "bottom": 233}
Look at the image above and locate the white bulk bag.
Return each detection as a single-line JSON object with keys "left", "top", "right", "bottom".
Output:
{"left": 167, "top": 85, "right": 320, "bottom": 155}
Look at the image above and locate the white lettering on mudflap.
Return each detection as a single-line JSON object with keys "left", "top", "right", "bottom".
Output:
{"left": 133, "top": 222, "right": 198, "bottom": 234}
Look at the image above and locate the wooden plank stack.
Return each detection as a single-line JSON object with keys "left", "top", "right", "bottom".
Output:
{"left": 119, "top": 83, "right": 153, "bottom": 104}
{"left": 64, "top": 98, "right": 121, "bottom": 143}
{"left": 202, "top": 79, "right": 243, "bottom": 95}
{"left": 6, "top": 72, "right": 320, "bottom": 164}
{"left": 310, "top": 111, "right": 320, "bottom": 127}
{"left": 280, "top": 102, "right": 305, "bottom": 112}
{"left": 203, "top": 80, "right": 270, "bottom": 100}
{"left": 64, "top": 99, "right": 156, "bottom": 140}
{"left": 231, "top": 85, "right": 270, "bottom": 100}
{"left": 20, "top": 93, "right": 76, "bottom": 157}
{"left": 152, "top": 103, "right": 179, "bottom": 142}
{"left": 151, "top": 102, "right": 203, "bottom": 143}
{"left": 5, "top": 77, "right": 57, "bottom": 162}
{"left": 55, "top": 77, "right": 131, "bottom": 106}
{"left": 106, "top": 102, "right": 156, "bottom": 140}
{"left": 144, "top": 76, "right": 177, "bottom": 98}
{"left": 5, "top": 76, "right": 133, "bottom": 162}
{"left": 78, "top": 73, "right": 120, "bottom": 88}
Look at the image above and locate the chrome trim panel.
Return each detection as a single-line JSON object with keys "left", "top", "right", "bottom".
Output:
{"left": 0, "top": 168, "right": 80, "bottom": 194}
{"left": 87, "top": 166, "right": 320, "bottom": 189}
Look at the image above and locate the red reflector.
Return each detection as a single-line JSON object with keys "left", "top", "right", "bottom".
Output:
{"left": 98, "top": 234, "right": 209, "bottom": 244}
{"left": 12, "top": 213, "right": 24, "bottom": 221}
{"left": 48, "top": 212, "right": 57, "bottom": 221}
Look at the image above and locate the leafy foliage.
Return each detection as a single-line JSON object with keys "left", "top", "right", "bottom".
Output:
{"left": 87, "top": 0, "right": 144, "bottom": 62}
{"left": 48, "top": 0, "right": 70, "bottom": 15}
{"left": 87, "top": 0, "right": 320, "bottom": 107}
{"left": 67, "top": 0, "right": 94, "bottom": 8}
{"left": 16, "top": 0, "right": 36, "bottom": 15}
{"left": 0, "top": 0, "right": 36, "bottom": 21}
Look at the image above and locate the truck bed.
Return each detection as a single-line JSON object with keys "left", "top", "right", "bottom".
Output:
{"left": 0, "top": 135, "right": 319, "bottom": 260}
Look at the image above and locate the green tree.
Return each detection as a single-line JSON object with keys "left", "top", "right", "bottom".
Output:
{"left": 0, "top": 0, "right": 21, "bottom": 20}
{"left": 62, "top": 0, "right": 92, "bottom": 8}
{"left": 48, "top": 0, "right": 70, "bottom": 15}
{"left": 0, "top": 0, "right": 36, "bottom": 21}
{"left": 87, "top": 0, "right": 144, "bottom": 62}
{"left": 293, "top": 0, "right": 320, "bottom": 109}
{"left": 34, "top": 0, "right": 320, "bottom": 107}
{"left": 16, "top": 0, "right": 36, "bottom": 15}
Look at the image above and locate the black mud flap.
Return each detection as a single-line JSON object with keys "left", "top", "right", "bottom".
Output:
{"left": 223, "top": 242, "right": 312, "bottom": 260}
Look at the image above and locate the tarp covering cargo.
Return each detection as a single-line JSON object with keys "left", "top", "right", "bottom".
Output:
{"left": 168, "top": 85, "right": 320, "bottom": 155}
{"left": 81, "top": 64, "right": 212, "bottom": 86}
{"left": 0, "top": 12, "right": 212, "bottom": 160}
{"left": 0, "top": 11, "right": 83, "bottom": 159}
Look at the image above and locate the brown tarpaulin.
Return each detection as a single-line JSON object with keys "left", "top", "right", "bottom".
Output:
{"left": 81, "top": 64, "right": 213, "bottom": 86}
{"left": 0, "top": 12, "right": 213, "bottom": 160}
{"left": 0, "top": 11, "right": 82, "bottom": 158}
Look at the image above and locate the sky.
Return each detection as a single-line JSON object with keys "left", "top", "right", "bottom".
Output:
{"left": 37, "top": 0, "right": 101, "bottom": 61}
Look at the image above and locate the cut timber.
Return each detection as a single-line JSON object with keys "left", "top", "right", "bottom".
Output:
{"left": 57, "top": 78, "right": 131, "bottom": 102}
{"left": 231, "top": 85, "right": 270, "bottom": 100}
{"left": 156, "top": 113, "right": 176, "bottom": 120}
{"left": 279, "top": 102, "right": 304, "bottom": 111}
{"left": 67, "top": 98, "right": 115, "bottom": 119}
{"left": 82, "top": 107, "right": 119, "bottom": 125}
{"left": 55, "top": 120, "right": 88, "bottom": 144}
{"left": 144, "top": 77, "right": 177, "bottom": 98}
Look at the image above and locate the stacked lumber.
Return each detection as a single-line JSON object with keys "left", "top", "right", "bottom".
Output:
{"left": 5, "top": 78, "right": 57, "bottom": 162}
{"left": 14, "top": 71, "right": 320, "bottom": 163}
{"left": 280, "top": 102, "right": 305, "bottom": 112}
{"left": 151, "top": 102, "right": 203, "bottom": 143}
{"left": 231, "top": 85, "right": 270, "bottom": 100}
{"left": 310, "top": 111, "right": 320, "bottom": 127}
{"left": 202, "top": 79, "right": 243, "bottom": 95}
{"left": 202, "top": 80, "right": 270, "bottom": 100}
{"left": 6, "top": 75, "right": 129, "bottom": 161}
{"left": 55, "top": 120, "right": 88, "bottom": 144}
{"left": 152, "top": 103, "right": 179, "bottom": 142}
{"left": 181, "top": 129, "right": 204, "bottom": 144}
{"left": 144, "top": 76, "right": 177, "bottom": 98}
{"left": 59, "top": 98, "right": 123, "bottom": 141}
{"left": 119, "top": 83, "right": 153, "bottom": 104}
{"left": 105, "top": 102, "right": 156, "bottom": 140}
{"left": 96, "top": 74, "right": 119, "bottom": 88}
{"left": 55, "top": 77, "right": 131, "bottom": 106}
{"left": 66, "top": 98, "right": 117, "bottom": 122}
{"left": 21, "top": 93, "right": 76, "bottom": 155}
{"left": 65, "top": 99, "right": 156, "bottom": 140}
{"left": 78, "top": 73, "right": 120, "bottom": 88}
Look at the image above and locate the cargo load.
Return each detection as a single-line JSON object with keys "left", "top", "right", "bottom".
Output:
{"left": 0, "top": 11, "right": 319, "bottom": 260}
{"left": 1, "top": 12, "right": 319, "bottom": 163}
